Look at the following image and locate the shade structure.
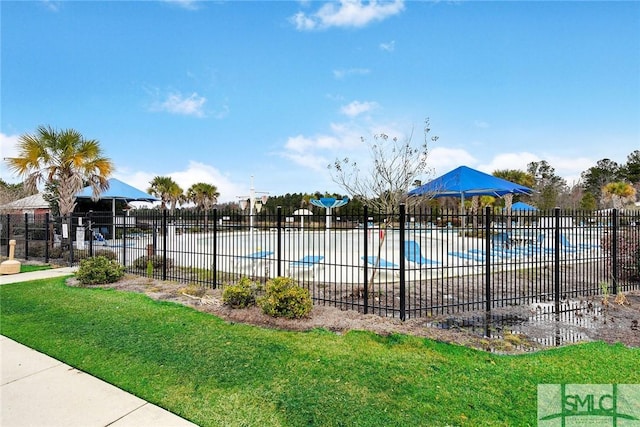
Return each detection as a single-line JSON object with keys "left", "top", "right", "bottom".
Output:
{"left": 509, "top": 201, "right": 537, "bottom": 211}
{"left": 310, "top": 197, "right": 349, "bottom": 229}
{"left": 76, "top": 178, "right": 159, "bottom": 215}
{"left": 408, "top": 166, "right": 533, "bottom": 198}
{"left": 408, "top": 166, "right": 534, "bottom": 228}
{"left": 292, "top": 208, "right": 313, "bottom": 230}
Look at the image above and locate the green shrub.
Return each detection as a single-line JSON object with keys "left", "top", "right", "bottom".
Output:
{"left": 27, "top": 242, "right": 46, "bottom": 258}
{"left": 133, "top": 255, "right": 172, "bottom": 270}
{"left": 222, "top": 277, "right": 260, "bottom": 308}
{"left": 76, "top": 256, "right": 125, "bottom": 286}
{"left": 64, "top": 249, "right": 90, "bottom": 262}
{"left": 94, "top": 249, "right": 117, "bottom": 260}
{"left": 258, "top": 276, "right": 312, "bottom": 319}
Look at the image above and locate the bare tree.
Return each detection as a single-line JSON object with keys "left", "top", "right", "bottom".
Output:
{"left": 329, "top": 118, "right": 438, "bottom": 283}
{"left": 329, "top": 118, "right": 438, "bottom": 213}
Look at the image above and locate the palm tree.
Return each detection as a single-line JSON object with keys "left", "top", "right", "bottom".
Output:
{"left": 5, "top": 125, "right": 113, "bottom": 216}
{"left": 602, "top": 182, "right": 636, "bottom": 209}
{"left": 186, "top": 182, "right": 220, "bottom": 230}
{"left": 147, "top": 176, "right": 183, "bottom": 214}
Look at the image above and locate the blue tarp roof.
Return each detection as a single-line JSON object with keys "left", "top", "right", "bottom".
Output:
{"left": 76, "top": 178, "right": 158, "bottom": 202}
{"left": 408, "top": 166, "right": 533, "bottom": 198}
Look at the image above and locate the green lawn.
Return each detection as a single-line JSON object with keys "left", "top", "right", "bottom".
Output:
{"left": 20, "top": 264, "right": 53, "bottom": 273}
{"left": 1, "top": 277, "right": 638, "bottom": 427}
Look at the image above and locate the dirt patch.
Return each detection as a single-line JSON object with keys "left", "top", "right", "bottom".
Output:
{"left": 67, "top": 275, "right": 640, "bottom": 354}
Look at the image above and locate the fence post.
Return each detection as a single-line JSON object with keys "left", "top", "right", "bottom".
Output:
{"left": 212, "top": 208, "right": 218, "bottom": 289}
{"left": 45, "top": 213, "right": 50, "bottom": 263}
{"left": 612, "top": 209, "right": 618, "bottom": 294}
{"left": 363, "top": 205, "right": 369, "bottom": 315}
{"left": 88, "top": 210, "right": 93, "bottom": 258}
{"left": 485, "top": 206, "right": 492, "bottom": 313}
{"left": 67, "top": 215, "right": 74, "bottom": 267}
{"left": 553, "top": 207, "right": 561, "bottom": 313}
{"left": 399, "top": 204, "right": 406, "bottom": 321}
{"left": 276, "top": 206, "right": 282, "bottom": 277}
{"left": 5, "top": 214, "right": 10, "bottom": 257}
{"left": 122, "top": 214, "right": 127, "bottom": 268}
{"left": 24, "top": 213, "right": 29, "bottom": 260}
{"left": 162, "top": 209, "right": 167, "bottom": 281}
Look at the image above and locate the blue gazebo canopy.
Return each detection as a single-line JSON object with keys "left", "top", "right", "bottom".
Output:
{"left": 408, "top": 166, "right": 533, "bottom": 198}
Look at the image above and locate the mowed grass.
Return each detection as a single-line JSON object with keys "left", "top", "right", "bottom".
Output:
{"left": 1, "top": 277, "right": 638, "bottom": 427}
{"left": 20, "top": 264, "right": 52, "bottom": 273}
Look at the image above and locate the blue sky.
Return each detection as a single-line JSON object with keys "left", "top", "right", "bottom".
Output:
{"left": 2, "top": 0, "right": 639, "bottom": 202}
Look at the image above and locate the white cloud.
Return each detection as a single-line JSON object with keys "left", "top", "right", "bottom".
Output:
{"left": 163, "top": 0, "right": 200, "bottom": 10}
{"left": 292, "top": 0, "right": 405, "bottom": 31}
{"left": 340, "top": 100, "right": 378, "bottom": 117}
{"left": 427, "top": 147, "right": 478, "bottom": 176}
{"left": 282, "top": 151, "right": 331, "bottom": 173}
{"left": 41, "top": 1, "right": 61, "bottom": 12}
{"left": 0, "top": 132, "right": 21, "bottom": 183}
{"left": 150, "top": 91, "right": 207, "bottom": 117}
{"left": 478, "top": 152, "right": 540, "bottom": 174}
{"left": 379, "top": 40, "right": 395, "bottom": 52}
{"left": 333, "top": 68, "right": 370, "bottom": 80}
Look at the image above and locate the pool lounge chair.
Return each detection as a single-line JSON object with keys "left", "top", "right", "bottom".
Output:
{"left": 288, "top": 255, "right": 324, "bottom": 278}
{"left": 404, "top": 240, "right": 440, "bottom": 267}
{"left": 361, "top": 256, "right": 400, "bottom": 279}
{"left": 93, "top": 231, "right": 107, "bottom": 246}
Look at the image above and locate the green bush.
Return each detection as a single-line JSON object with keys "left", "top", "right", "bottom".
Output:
{"left": 222, "top": 277, "right": 260, "bottom": 308}
{"left": 76, "top": 256, "right": 125, "bottom": 286}
{"left": 258, "top": 276, "right": 312, "bottom": 319}
{"left": 133, "top": 255, "right": 173, "bottom": 270}
{"left": 94, "top": 249, "right": 117, "bottom": 260}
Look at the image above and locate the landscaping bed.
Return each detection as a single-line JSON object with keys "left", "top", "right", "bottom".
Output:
{"left": 68, "top": 274, "right": 640, "bottom": 353}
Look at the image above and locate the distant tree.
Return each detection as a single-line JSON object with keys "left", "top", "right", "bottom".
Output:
{"left": 186, "top": 182, "right": 220, "bottom": 230}
{"left": 622, "top": 150, "right": 640, "bottom": 185}
{"left": 579, "top": 192, "right": 598, "bottom": 210}
{"left": 0, "top": 179, "right": 33, "bottom": 208}
{"left": 492, "top": 169, "right": 536, "bottom": 218}
{"left": 5, "top": 125, "right": 113, "bottom": 217}
{"left": 602, "top": 181, "right": 636, "bottom": 209}
{"left": 148, "top": 176, "right": 183, "bottom": 214}
{"left": 559, "top": 182, "right": 585, "bottom": 210}
{"left": 527, "top": 161, "right": 566, "bottom": 209}
{"left": 581, "top": 159, "right": 622, "bottom": 206}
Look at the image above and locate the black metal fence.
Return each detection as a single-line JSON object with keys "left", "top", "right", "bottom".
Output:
{"left": 2, "top": 206, "right": 639, "bottom": 321}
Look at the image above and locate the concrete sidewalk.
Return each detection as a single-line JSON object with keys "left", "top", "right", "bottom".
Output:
{"left": 0, "top": 266, "right": 78, "bottom": 285}
{"left": 1, "top": 268, "right": 198, "bottom": 427}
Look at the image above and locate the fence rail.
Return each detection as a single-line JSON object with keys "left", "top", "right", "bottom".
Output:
{"left": 2, "top": 206, "right": 639, "bottom": 321}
